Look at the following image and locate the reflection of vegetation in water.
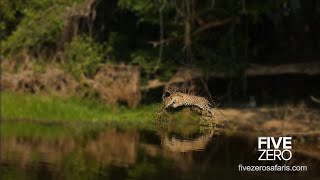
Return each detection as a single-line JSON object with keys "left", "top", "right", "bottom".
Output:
{"left": 62, "top": 151, "right": 103, "bottom": 180}
{"left": 127, "top": 155, "right": 171, "bottom": 180}
{"left": 2, "top": 121, "right": 71, "bottom": 139}
{"left": 0, "top": 122, "right": 173, "bottom": 180}
{"left": 1, "top": 119, "right": 320, "bottom": 179}
{"left": 155, "top": 108, "right": 223, "bottom": 153}
{"left": 155, "top": 108, "right": 202, "bottom": 135}
{"left": 1, "top": 120, "right": 112, "bottom": 146}
{"left": 1, "top": 92, "right": 320, "bottom": 179}
{"left": 155, "top": 104, "right": 225, "bottom": 135}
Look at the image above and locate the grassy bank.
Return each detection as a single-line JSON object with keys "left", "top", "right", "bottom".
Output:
{"left": 1, "top": 91, "right": 205, "bottom": 138}
{"left": 1, "top": 91, "right": 159, "bottom": 130}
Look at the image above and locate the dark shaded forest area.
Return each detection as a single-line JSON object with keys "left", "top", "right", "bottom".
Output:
{"left": 1, "top": 1, "right": 320, "bottom": 180}
{"left": 1, "top": 0, "right": 320, "bottom": 105}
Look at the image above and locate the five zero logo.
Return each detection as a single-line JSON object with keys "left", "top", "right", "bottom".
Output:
{"left": 258, "top": 137, "right": 292, "bottom": 161}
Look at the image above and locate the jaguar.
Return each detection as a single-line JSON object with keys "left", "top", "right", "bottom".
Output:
{"left": 162, "top": 91, "right": 214, "bottom": 117}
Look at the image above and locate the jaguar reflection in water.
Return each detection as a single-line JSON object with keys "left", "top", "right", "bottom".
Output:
{"left": 1, "top": 120, "right": 319, "bottom": 180}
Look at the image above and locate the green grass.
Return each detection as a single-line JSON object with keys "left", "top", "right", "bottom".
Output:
{"left": 1, "top": 121, "right": 72, "bottom": 138}
{"left": 1, "top": 91, "right": 158, "bottom": 130}
{"left": 1, "top": 91, "right": 204, "bottom": 138}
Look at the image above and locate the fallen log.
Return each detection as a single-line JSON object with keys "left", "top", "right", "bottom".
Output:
{"left": 144, "top": 62, "right": 320, "bottom": 90}
{"left": 247, "top": 62, "right": 320, "bottom": 76}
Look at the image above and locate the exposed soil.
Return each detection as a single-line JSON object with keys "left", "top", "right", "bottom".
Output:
{"left": 1, "top": 60, "right": 141, "bottom": 107}
{"left": 221, "top": 104, "right": 320, "bottom": 137}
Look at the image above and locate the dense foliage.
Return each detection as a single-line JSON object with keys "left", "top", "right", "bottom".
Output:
{"left": 1, "top": 0, "right": 319, "bottom": 79}
{"left": 64, "top": 35, "right": 105, "bottom": 79}
{"left": 1, "top": 0, "right": 83, "bottom": 55}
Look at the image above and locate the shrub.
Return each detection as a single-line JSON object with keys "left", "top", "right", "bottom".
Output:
{"left": 1, "top": 0, "right": 81, "bottom": 55}
{"left": 64, "top": 35, "right": 105, "bottom": 80}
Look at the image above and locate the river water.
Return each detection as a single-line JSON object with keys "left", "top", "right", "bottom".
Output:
{"left": 1, "top": 120, "right": 319, "bottom": 180}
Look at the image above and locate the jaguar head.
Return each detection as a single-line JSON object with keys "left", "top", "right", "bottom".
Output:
{"left": 162, "top": 92, "right": 183, "bottom": 109}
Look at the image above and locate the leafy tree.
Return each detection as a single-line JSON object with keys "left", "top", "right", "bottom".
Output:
{"left": 1, "top": 0, "right": 82, "bottom": 56}
{"left": 64, "top": 35, "right": 105, "bottom": 79}
{"left": 1, "top": 0, "right": 319, "bottom": 81}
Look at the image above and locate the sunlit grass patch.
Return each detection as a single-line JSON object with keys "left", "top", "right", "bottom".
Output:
{"left": 1, "top": 91, "right": 157, "bottom": 130}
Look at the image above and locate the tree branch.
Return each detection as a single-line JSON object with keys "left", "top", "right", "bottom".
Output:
{"left": 192, "top": 17, "right": 232, "bottom": 36}
{"left": 148, "top": 18, "right": 232, "bottom": 47}
{"left": 310, "top": 96, "right": 320, "bottom": 104}
{"left": 148, "top": 37, "right": 175, "bottom": 47}
{"left": 143, "top": 62, "right": 320, "bottom": 89}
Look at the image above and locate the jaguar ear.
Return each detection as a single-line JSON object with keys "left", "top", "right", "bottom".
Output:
{"left": 162, "top": 91, "right": 171, "bottom": 99}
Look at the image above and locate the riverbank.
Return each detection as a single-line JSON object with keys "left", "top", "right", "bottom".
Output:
{"left": 2, "top": 91, "right": 319, "bottom": 135}
{"left": 1, "top": 91, "right": 158, "bottom": 130}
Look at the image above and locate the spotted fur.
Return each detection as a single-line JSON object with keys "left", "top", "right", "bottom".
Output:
{"left": 163, "top": 92, "right": 214, "bottom": 117}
